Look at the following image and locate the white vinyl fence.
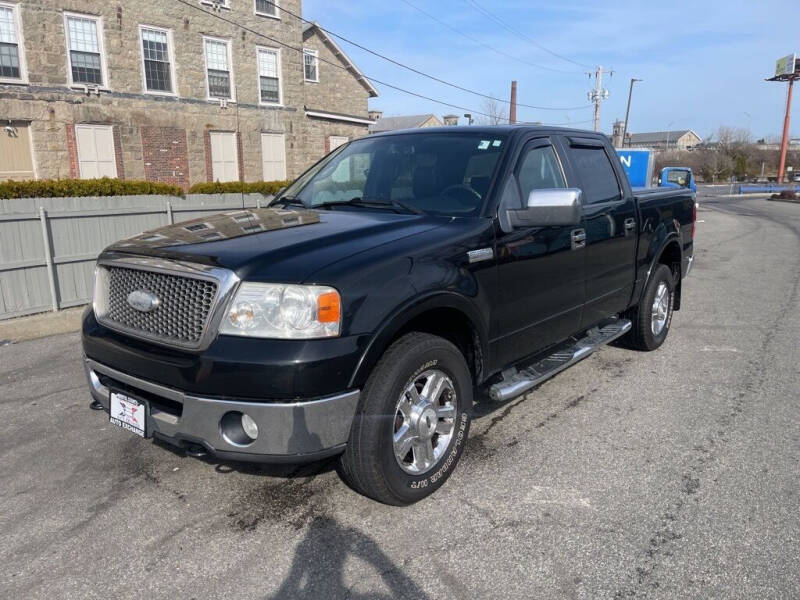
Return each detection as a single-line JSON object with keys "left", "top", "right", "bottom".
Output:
{"left": 0, "top": 193, "right": 270, "bottom": 320}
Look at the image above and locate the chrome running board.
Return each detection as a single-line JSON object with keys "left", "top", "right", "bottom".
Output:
{"left": 488, "top": 318, "right": 632, "bottom": 402}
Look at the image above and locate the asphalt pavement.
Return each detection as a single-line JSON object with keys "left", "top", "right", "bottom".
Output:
{"left": 1, "top": 190, "right": 798, "bottom": 599}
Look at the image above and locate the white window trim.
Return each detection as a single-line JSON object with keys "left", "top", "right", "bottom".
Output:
{"left": 202, "top": 35, "right": 235, "bottom": 102}
{"left": 138, "top": 25, "right": 178, "bottom": 97}
{"left": 0, "top": 2, "right": 28, "bottom": 84}
{"left": 63, "top": 11, "right": 110, "bottom": 91}
{"left": 254, "top": 0, "right": 280, "bottom": 19}
{"left": 255, "top": 45, "right": 282, "bottom": 107}
{"left": 303, "top": 47, "right": 319, "bottom": 83}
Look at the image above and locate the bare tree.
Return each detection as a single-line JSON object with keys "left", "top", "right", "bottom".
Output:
{"left": 478, "top": 97, "right": 507, "bottom": 126}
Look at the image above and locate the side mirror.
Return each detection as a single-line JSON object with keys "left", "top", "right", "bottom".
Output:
{"left": 507, "top": 188, "right": 582, "bottom": 228}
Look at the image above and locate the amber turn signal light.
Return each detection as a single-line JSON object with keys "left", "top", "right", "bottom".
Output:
{"left": 317, "top": 291, "right": 341, "bottom": 323}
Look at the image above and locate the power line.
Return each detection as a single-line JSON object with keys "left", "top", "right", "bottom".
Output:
{"left": 463, "top": 0, "right": 594, "bottom": 70}
{"left": 271, "top": 2, "right": 591, "bottom": 111}
{"left": 398, "top": 0, "right": 579, "bottom": 75}
{"left": 172, "top": 0, "right": 507, "bottom": 122}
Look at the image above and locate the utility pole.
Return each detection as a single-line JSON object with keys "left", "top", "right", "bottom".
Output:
{"left": 587, "top": 66, "right": 612, "bottom": 132}
{"left": 509, "top": 80, "right": 518, "bottom": 125}
{"left": 621, "top": 78, "right": 642, "bottom": 147}
{"left": 767, "top": 53, "right": 798, "bottom": 183}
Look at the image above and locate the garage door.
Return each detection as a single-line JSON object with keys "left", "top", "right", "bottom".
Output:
{"left": 261, "top": 133, "right": 286, "bottom": 181}
{"left": 75, "top": 124, "right": 117, "bottom": 179}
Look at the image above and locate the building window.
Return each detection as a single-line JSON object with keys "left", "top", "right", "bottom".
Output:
{"left": 75, "top": 124, "right": 117, "bottom": 179}
{"left": 261, "top": 133, "right": 286, "bottom": 181}
{"left": 204, "top": 37, "right": 233, "bottom": 100}
{"left": 0, "top": 3, "right": 27, "bottom": 83}
{"left": 257, "top": 47, "right": 280, "bottom": 105}
{"left": 303, "top": 48, "right": 318, "bottom": 82}
{"left": 328, "top": 136, "right": 349, "bottom": 152}
{"left": 209, "top": 131, "right": 239, "bottom": 182}
{"left": 254, "top": 0, "right": 278, "bottom": 18}
{"left": 140, "top": 26, "right": 175, "bottom": 94}
{"left": 64, "top": 13, "right": 106, "bottom": 87}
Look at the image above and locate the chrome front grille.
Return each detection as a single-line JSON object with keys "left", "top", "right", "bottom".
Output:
{"left": 100, "top": 265, "right": 219, "bottom": 347}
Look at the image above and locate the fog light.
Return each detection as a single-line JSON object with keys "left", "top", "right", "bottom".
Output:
{"left": 241, "top": 413, "right": 258, "bottom": 440}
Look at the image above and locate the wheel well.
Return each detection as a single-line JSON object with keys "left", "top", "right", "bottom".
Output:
{"left": 393, "top": 307, "right": 483, "bottom": 383}
{"left": 656, "top": 240, "right": 682, "bottom": 309}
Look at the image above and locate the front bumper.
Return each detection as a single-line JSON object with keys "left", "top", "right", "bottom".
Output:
{"left": 84, "top": 358, "right": 360, "bottom": 463}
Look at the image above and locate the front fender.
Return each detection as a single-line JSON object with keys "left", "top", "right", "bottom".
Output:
{"left": 348, "top": 291, "right": 489, "bottom": 389}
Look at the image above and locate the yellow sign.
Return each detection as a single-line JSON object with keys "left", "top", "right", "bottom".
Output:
{"left": 775, "top": 54, "right": 796, "bottom": 77}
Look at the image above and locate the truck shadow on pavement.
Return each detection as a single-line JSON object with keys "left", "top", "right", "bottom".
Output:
{"left": 266, "top": 515, "right": 430, "bottom": 600}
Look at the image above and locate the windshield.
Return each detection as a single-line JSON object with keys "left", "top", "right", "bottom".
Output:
{"left": 277, "top": 132, "right": 508, "bottom": 216}
{"left": 666, "top": 169, "right": 691, "bottom": 187}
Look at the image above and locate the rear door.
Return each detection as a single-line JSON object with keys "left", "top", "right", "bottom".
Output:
{"left": 564, "top": 137, "right": 637, "bottom": 328}
{"left": 493, "top": 136, "right": 585, "bottom": 366}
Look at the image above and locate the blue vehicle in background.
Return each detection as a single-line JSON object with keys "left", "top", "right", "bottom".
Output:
{"left": 659, "top": 167, "right": 696, "bottom": 193}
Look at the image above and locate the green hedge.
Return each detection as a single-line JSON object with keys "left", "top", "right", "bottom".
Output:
{"left": 187, "top": 180, "right": 291, "bottom": 195}
{"left": 0, "top": 178, "right": 184, "bottom": 199}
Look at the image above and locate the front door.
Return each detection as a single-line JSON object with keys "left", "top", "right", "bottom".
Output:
{"left": 493, "top": 137, "right": 586, "bottom": 367}
{"left": 565, "top": 137, "right": 637, "bottom": 328}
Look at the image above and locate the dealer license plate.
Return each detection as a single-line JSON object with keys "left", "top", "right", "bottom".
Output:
{"left": 109, "top": 392, "right": 146, "bottom": 438}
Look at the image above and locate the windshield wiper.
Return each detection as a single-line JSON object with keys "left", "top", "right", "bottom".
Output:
{"left": 269, "top": 196, "right": 307, "bottom": 209}
{"left": 315, "top": 197, "right": 426, "bottom": 215}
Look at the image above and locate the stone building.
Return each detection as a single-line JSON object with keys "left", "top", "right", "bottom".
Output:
{"left": 626, "top": 130, "right": 702, "bottom": 151}
{"left": 0, "top": 0, "right": 377, "bottom": 187}
{"left": 368, "top": 113, "right": 443, "bottom": 134}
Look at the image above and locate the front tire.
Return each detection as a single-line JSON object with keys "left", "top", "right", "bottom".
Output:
{"left": 338, "top": 332, "right": 472, "bottom": 505}
{"left": 622, "top": 263, "right": 676, "bottom": 351}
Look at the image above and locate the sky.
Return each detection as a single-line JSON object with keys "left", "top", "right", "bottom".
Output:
{"left": 304, "top": 0, "right": 800, "bottom": 141}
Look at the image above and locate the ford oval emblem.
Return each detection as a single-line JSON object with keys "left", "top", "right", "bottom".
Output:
{"left": 127, "top": 290, "right": 160, "bottom": 313}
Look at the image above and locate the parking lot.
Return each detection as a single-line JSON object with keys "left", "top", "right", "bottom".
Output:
{"left": 1, "top": 191, "right": 798, "bottom": 599}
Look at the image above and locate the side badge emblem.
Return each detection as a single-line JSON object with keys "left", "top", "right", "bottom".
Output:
{"left": 467, "top": 248, "right": 494, "bottom": 264}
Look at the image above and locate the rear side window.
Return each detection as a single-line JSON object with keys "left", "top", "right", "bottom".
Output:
{"left": 517, "top": 144, "right": 566, "bottom": 202}
{"left": 571, "top": 146, "right": 621, "bottom": 204}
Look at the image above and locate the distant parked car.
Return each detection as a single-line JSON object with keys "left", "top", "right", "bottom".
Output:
{"left": 792, "top": 173, "right": 800, "bottom": 183}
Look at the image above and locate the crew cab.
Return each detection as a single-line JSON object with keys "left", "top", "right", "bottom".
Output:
{"left": 83, "top": 126, "right": 695, "bottom": 505}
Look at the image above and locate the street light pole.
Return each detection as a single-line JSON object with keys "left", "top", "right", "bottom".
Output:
{"left": 621, "top": 78, "right": 642, "bottom": 148}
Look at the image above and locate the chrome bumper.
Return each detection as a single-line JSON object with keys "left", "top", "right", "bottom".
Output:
{"left": 84, "top": 358, "right": 360, "bottom": 463}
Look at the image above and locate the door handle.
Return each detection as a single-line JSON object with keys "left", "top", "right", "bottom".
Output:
{"left": 624, "top": 218, "right": 636, "bottom": 233}
{"left": 571, "top": 229, "right": 586, "bottom": 250}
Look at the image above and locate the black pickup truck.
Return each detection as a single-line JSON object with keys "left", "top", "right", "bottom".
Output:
{"left": 83, "top": 126, "right": 695, "bottom": 504}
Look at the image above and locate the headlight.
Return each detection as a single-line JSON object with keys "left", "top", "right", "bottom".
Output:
{"left": 219, "top": 283, "right": 341, "bottom": 339}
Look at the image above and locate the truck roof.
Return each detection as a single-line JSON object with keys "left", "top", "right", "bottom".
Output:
{"left": 369, "top": 125, "right": 606, "bottom": 140}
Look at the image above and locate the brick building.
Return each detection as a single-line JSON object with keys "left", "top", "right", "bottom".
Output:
{"left": 0, "top": 0, "right": 377, "bottom": 187}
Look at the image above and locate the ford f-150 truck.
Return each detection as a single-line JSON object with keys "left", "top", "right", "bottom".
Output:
{"left": 83, "top": 126, "right": 695, "bottom": 505}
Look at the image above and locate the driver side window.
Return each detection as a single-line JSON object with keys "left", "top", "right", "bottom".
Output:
{"left": 517, "top": 144, "right": 567, "bottom": 203}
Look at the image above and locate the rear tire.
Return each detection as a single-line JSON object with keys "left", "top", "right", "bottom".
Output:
{"left": 338, "top": 332, "right": 472, "bottom": 505}
{"left": 622, "top": 264, "right": 676, "bottom": 351}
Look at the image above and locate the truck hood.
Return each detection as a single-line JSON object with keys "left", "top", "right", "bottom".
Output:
{"left": 106, "top": 207, "right": 448, "bottom": 282}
